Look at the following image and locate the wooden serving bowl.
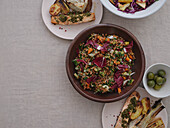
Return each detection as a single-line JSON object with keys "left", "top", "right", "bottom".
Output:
{"left": 66, "top": 24, "right": 145, "bottom": 103}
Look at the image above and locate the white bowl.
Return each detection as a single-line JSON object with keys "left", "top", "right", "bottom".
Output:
{"left": 143, "top": 63, "right": 170, "bottom": 98}
{"left": 100, "top": 0, "right": 166, "bottom": 19}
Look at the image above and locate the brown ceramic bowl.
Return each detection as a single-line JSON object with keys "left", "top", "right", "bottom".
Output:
{"left": 66, "top": 24, "right": 145, "bottom": 103}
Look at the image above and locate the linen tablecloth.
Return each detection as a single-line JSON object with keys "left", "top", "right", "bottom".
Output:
{"left": 0, "top": 0, "right": 170, "bottom": 127}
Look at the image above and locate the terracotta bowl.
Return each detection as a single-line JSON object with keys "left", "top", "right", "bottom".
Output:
{"left": 66, "top": 24, "right": 145, "bottom": 103}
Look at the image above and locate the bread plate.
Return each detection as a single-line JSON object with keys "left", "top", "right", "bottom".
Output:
{"left": 42, "top": 0, "right": 103, "bottom": 40}
{"left": 102, "top": 87, "right": 168, "bottom": 128}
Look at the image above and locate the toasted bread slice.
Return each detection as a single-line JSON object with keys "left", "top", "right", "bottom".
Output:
{"left": 84, "top": 0, "right": 92, "bottom": 12}
{"left": 66, "top": 0, "right": 88, "bottom": 12}
{"left": 147, "top": 118, "right": 165, "bottom": 128}
{"left": 57, "top": 0, "right": 70, "bottom": 14}
{"left": 114, "top": 91, "right": 140, "bottom": 128}
{"left": 130, "top": 101, "right": 143, "bottom": 120}
{"left": 51, "top": 12, "right": 95, "bottom": 25}
{"left": 49, "top": 3, "right": 61, "bottom": 16}
{"left": 141, "top": 97, "right": 151, "bottom": 115}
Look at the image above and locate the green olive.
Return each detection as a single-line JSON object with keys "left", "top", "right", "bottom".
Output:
{"left": 154, "top": 84, "right": 162, "bottom": 90}
{"left": 158, "top": 70, "right": 166, "bottom": 77}
{"left": 154, "top": 74, "right": 158, "bottom": 81}
{"left": 156, "top": 77, "right": 164, "bottom": 85}
{"left": 147, "top": 80, "right": 156, "bottom": 88}
{"left": 163, "top": 77, "right": 166, "bottom": 84}
{"left": 147, "top": 72, "right": 155, "bottom": 80}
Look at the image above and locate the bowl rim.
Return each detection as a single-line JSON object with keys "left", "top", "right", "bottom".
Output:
{"left": 100, "top": 0, "right": 167, "bottom": 19}
{"left": 143, "top": 63, "right": 170, "bottom": 98}
{"left": 66, "top": 24, "right": 145, "bottom": 102}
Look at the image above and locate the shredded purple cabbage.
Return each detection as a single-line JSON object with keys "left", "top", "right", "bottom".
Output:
{"left": 111, "top": 0, "right": 158, "bottom": 13}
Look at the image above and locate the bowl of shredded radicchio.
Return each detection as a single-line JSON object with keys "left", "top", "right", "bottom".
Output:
{"left": 100, "top": 0, "right": 166, "bottom": 19}
{"left": 66, "top": 24, "right": 145, "bottom": 102}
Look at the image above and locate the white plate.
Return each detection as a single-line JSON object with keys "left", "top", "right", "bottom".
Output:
{"left": 42, "top": 0, "right": 103, "bottom": 40}
{"left": 102, "top": 87, "right": 168, "bottom": 128}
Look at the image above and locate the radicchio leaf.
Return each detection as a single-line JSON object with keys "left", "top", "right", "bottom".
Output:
{"left": 85, "top": 40, "right": 99, "bottom": 48}
{"left": 114, "top": 70, "right": 124, "bottom": 79}
{"left": 86, "top": 40, "right": 109, "bottom": 52}
{"left": 79, "top": 63, "right": 83, "bottom": 72}
{"left": 124, "top": 41, "right": 133, "bottom": 53}
{"left": 100, "top": 43, "right": 109, "bottom": 52}
{"left": 118, "top": 65, "right": 129, "bottom": 70}
{"left": 93, "top": 57, "right": 107, "bottom": 68}
{"left": 111, "top": 83, "right": 118, "bottom": 90}
{"left": 86, "top": 76, "right": 99, "bottom": 84}
{"left": 115, "top": 77, "right": 124, "bottom": 87}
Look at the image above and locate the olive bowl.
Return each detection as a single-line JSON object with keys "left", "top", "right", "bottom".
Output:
{"left": 143, "top": 63, "right": 170, "bottom": 98}
{"left": 66, "top": 24, "right": 145, "bottom": 103}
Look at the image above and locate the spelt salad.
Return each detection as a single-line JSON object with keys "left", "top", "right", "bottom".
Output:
{"left": 73, "top": 33, "right": 135, "bottom": 94}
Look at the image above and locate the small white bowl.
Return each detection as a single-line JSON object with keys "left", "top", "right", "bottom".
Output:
{"left": 143, "top": 63, "right": 170, "bottom": 98}
{"left": 100, "top": 0, "right": 166, "bottom": 19}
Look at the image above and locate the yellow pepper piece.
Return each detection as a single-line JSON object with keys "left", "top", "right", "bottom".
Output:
{"left": 118, "top": 0, "right": 133, "bottom": 3}
{"left": 118, "top": 3, "right": 130, "bottom": 11}
{"left": 136, "top": 2, "right": 146, "bottom": 8}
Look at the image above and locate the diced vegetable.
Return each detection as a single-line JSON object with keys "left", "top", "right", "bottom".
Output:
{"left": 88, "top": 48, "right": 93, "bottom": 54}
{"left": 122, "top": 72, "right": 129, "bottom": 76}
{"left": 125, "top": 42, "right": 129, "bottom": 46}
{"left": 136, "top": 2, "right": 146, "bottom": 8}
{"left": 125, "top": 56, "right": 131, "bottom": 62}
{"left": 97, "top": 35, "right": 105, "bottom": 43}
{"left": 105, "top": 38, "right": 110, "bottom": 42}
{"left": 118, "top": 88, "right": 122, "bottom": 93}
{"left": 74, "top": 73, "right": 79, "bottom": 79}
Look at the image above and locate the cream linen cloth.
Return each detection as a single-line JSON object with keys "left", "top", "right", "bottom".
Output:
{"left": 0, "top": 0, "right": 170, "bottom": 128}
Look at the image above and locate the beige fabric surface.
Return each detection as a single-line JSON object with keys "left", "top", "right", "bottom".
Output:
{"left": 0, "top": 0, "right": 170, "bottom": 128}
